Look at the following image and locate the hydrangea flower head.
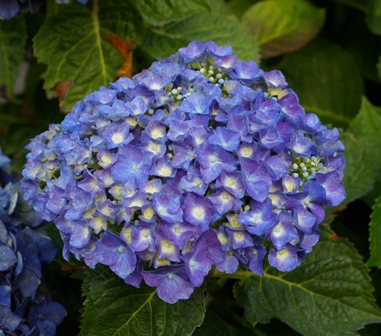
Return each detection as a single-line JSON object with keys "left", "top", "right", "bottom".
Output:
{"left": 21, "top": 41, "right": 346, "bottom": 304}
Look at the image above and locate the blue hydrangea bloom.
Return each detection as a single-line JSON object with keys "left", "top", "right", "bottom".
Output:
{"left": 21, "top": 41, "right": 345, "bottom": 304}
{"left": 0, "top": 157, "right": 66, "bottom": 335}
{"left": 0, "top": 0, "right": 88, "bottom": 20}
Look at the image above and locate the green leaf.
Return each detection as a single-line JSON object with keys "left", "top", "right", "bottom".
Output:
{"left": 80, "top": 266, "right": 205, "bottom": 336}
{"left": 34, "top": 0, "right": 144, "bottom": 111}
{"left": 350, "top": 97, "right": 381, "bottom": 186}
{"left": 46, "top": 0, "right": 87, "bottom": 20}
{"left": 134, "top": 0, "right": 229, "bottom": 26}
{"left": 0, "top": 16, "right": 27, "bottom": 101}
{"left": 367, "top": 0, "right": 381, "bottom": 34}
{"left": 241, "top": 0, "right": 325, "bottom": 58}
{"left": 233, "top": 225, "right": 381, "bottom": 335}
{"left": 275, "top": 39, "right": 363, "bottom": 127}
{"left": 367, "top": 194, "right": 381, "bottom": 268}
{"left": 140, "top": 12, "right": 260, "bottom": 62}
{"left": 193, "top": 310, "right": 244, "bottom": 336}
{"left": 134, "top": 0, "right": 199, "bottom": 26}
{"left": 226, "top": 0, "right": 261, "bottom": 19}
{"left": 338, "top": 132, "right": 374, "bottom": 205}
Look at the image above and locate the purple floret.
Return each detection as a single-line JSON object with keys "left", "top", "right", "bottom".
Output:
{"left": 142, "top": 266, "right": 194, "bottom": 304}
{"left": 182, "top": 239, "right": 212, "bottom": 286}
{"left": 111, "top": 145, "right": 154, "bottom": 185}
{"left": 195, "top": 143, "right": 237, "bottom": 183}
{"left": 268, "top": 244, "right": 300, "bottom": 272}
{"left": 182, "top": 193, "right": 215, "bottom": 232}
{"left": 94, "top": 231, "right": 136, "bottom": 279}
{"left": 241, "top": 158, "right": 272, "bottom": 203}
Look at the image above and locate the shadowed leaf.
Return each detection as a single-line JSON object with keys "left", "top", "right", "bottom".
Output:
{"left": 350, "top": 97, "right": 381, "bottom": 203}
{"left": 0, "top": 16, "right": 27, "bottom": 101}
{"left": 193, "top": 310, "right": 244, "bottom": 336}
{"left": 366, "top": 0, "right": 381, "bottom": 34}
{"left": 241, "top": 0, "right": 325, "bottom": 58}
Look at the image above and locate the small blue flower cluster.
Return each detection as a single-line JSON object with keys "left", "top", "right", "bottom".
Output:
{"left": 21, "top": 41, "right": 345, "bottom": 304}
{"left": 1, "top": 156, "right": 66, "bottom": 335}
{"left": 0, "top": 0, "right": 88, "bottom": 20}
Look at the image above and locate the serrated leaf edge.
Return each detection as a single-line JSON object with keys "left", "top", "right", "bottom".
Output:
{"left": 367, "top": 194, "right": 381, "bottom": 268}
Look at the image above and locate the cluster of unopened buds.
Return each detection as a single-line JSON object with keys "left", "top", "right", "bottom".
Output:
{"left": 21, "top": 41, "right": 345, "bottom": 304}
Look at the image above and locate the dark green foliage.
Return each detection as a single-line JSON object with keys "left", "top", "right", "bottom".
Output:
{"left": 234, "top": 225, "right": 381, "bottom": 335}
{"left": 0, "top": 16, "right": 26, "bottom": 102}
{"left": 350, "top": 98, "right": 381, "bottom": 205}
{"left": 193, "top": 310, "right": 245, "bottom": 336}
{"left": 241, "top": 0, "right": 325, "bottom": 58}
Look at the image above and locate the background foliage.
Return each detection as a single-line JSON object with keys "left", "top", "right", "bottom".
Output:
{"left": 1, "top": 0, "right": 381, "bottom": 335}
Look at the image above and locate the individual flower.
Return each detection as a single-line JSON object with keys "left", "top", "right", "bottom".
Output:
{"left": 21, "top": 41, "right": 346, "bottom": 304}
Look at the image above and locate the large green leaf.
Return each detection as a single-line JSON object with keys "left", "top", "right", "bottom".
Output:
{"left": 367, "top": 194, "right": 381, "bottom": 268}
{"left": 233, "top": 225, "right": 381, "bottom": 335}
{"left": 33, "top": 0, "right": 143, "bottom": 111}
{"left": 80, "top": 266, "right": 205, "bottom": 336}
{"left": 241, "top": 0, "right": 325, "bottom": 58}
{"left": 140, "top": 12, "right": 260, "bottom": 62}
{"left": 350, "top": 97, "right": 381, "bottom": 203}
{"left": 133, "top": 0, "right": 229, "bottom": 26}
{"left": 366, "top": 0, "right": 381, "bottom": 34}
{"left": 276, "top": 39, "right": 363, "bottom": 127}
{"left": 0, "top": 16, "right": 27, "bottom": 101}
